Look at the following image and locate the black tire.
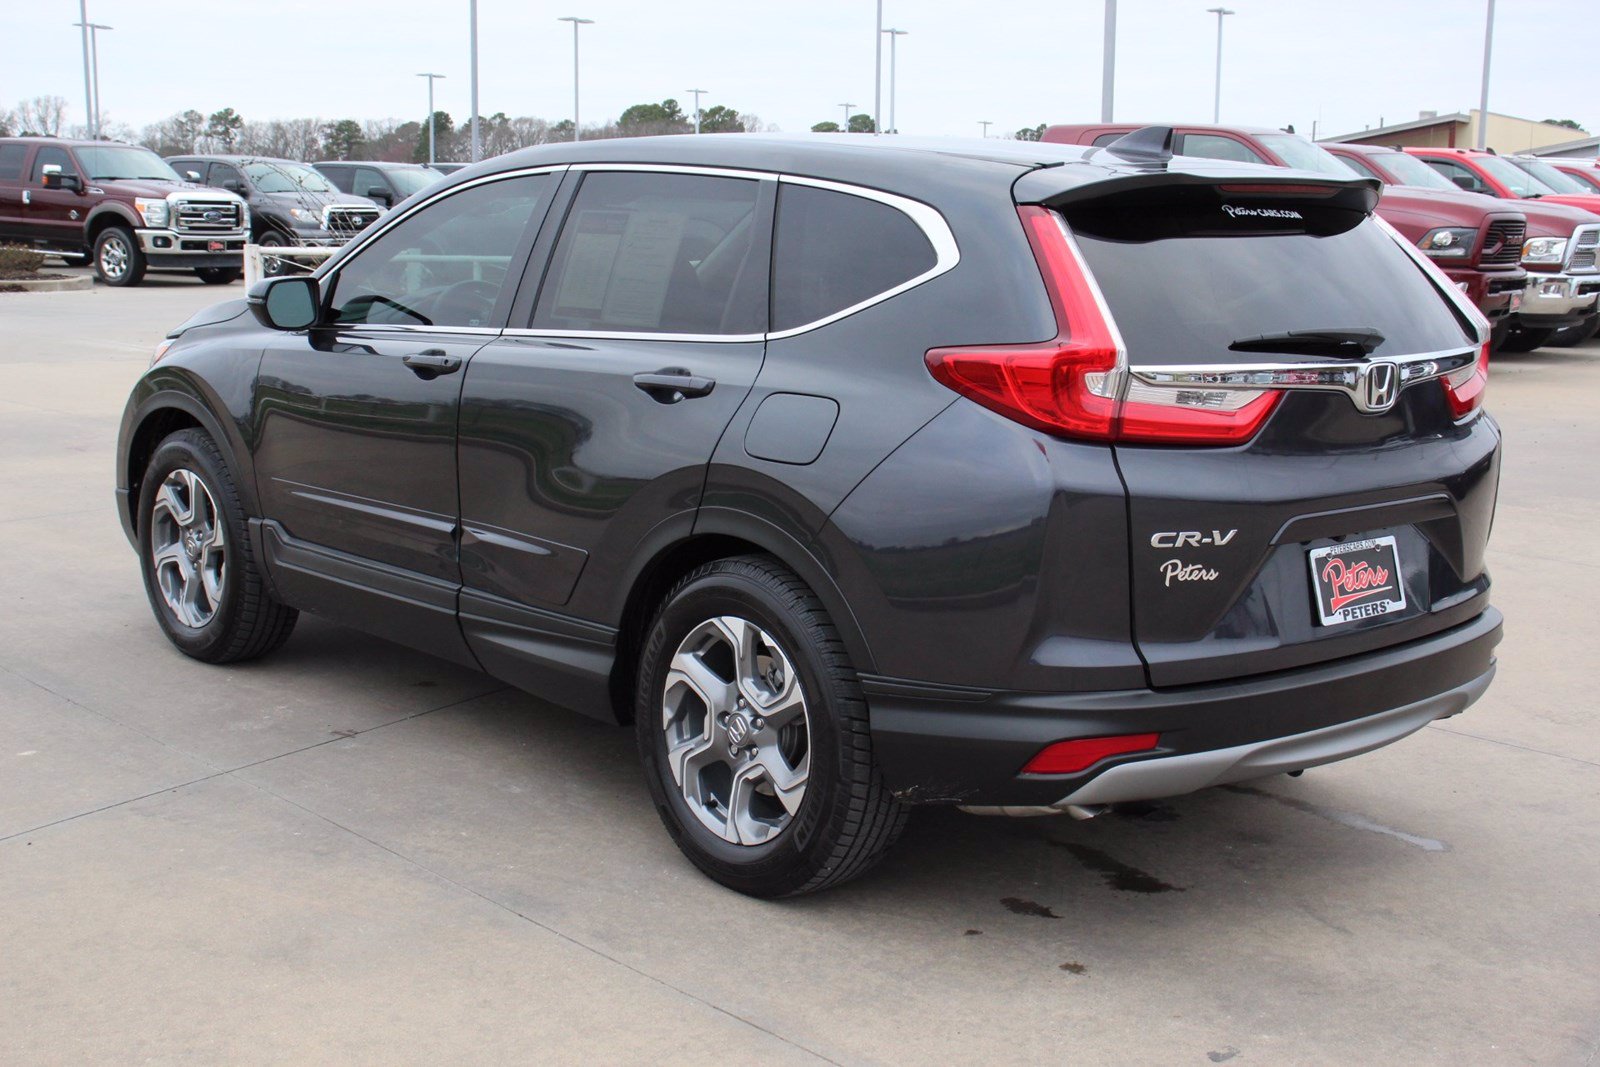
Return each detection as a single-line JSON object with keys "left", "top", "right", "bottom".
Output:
{"left": 255, "top": 228, "right": 292, "bottom": 278}
{"left": 635, "top": 556, "right": 907, "bottom": 897}
{"left": 93, "top": 225, "right": 146, "bottom": 287}
{"left": 195, "top": 267, "right": 241, "bottom": 285}
{"left": 1547, "top": 314, "right": 1600, "bottom": 348}
{"left": 1499, "top": 326, "right": 1555, "bottom": 353}
{"left": 136, "top": 428, "right": 298, "bottom": 664}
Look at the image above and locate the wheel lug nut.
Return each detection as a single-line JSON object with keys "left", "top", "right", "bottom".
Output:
{"left": 751, "top": 717, "right": 765, "bottom": 730}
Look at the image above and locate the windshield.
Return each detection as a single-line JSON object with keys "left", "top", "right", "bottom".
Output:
{"left": 77, "top": 146, "right": 181, "bottom": 182}
{"left": 388, "top": 167, "right": 442, "bottom": 197}
{"left": 244, "top": 161, "right": 335, "bottom": 194}
{"left": 1473, "top": 154, "right": 1557, "bottom": 197}
{"left": 1508, "top": 158, "right": 1589, "bottom": 195}
{"left": 1256, "top": 134, "right": 1353, "bottom": 178}
{"left": 1372, "top": 151, "right": 1459, "bottom": 191}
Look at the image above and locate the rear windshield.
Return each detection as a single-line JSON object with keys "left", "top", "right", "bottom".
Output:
{"left": 1067, "top": 204, "right": 1471, "bottom": 362}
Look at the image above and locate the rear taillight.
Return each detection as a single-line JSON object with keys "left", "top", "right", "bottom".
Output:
{"left": 925, "top": 206, "right": 1280, "bottom": 446}
{"left": 1441, "top": 340, "right": 1491, "bottom": 418}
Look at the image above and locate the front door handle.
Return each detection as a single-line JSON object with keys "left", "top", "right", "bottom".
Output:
{"left": 633, "top": 367, "right": 716, "bottom": 404}
{"left": 402, "top": 349, "right": 462, "bottom": 380}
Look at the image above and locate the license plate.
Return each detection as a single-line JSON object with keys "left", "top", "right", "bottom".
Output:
{"left": 207, "top": 240, "right": 224, "bottom": 251}
{"left": 1308, "top": 535, "right": 1407, "bottom": 627}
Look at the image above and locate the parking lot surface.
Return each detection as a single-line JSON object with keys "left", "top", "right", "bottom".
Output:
{"left": 2, "top": 273, "right": 1598, "bottom": 1064}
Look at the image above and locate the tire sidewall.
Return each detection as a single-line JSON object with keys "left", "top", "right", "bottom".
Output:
{"left": 636, "top": 565, "right": 852, "bottom": 895}
{"left": 94, "top": 226, "right": 143, "bottom": 287}
{"left": 135, "top": 432, "right": 249, "bottom": 659}
{"left": 256, "top": 228, "right": 290, "bottom": 277}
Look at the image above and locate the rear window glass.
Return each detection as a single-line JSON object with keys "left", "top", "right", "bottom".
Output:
{"left": 1067, "top": 200, "right": 1471, "bottom": 362}
{"left": 0, "top": 144, "right": 26, "bottom": 181}
{"left": 771, "top": 183, "right": 936, "bottom": 332}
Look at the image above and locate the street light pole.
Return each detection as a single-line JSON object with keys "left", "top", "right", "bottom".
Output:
{"left": 979, "top": 120, "right": 992, "bottom": 138}
{"left": 1206, "top": 7, "right": 1235, "bottom": 125}
{"left": 882, "top": 28, "right": 906, "bottom": 134}
{"left": 687, "top": 88, "right": 707, "bottom": 134}
{"left": 1476, "top": 0, "right": 1495, "bottom": 150}
{"left": 873, "top": 0, "right": 883, "bottom": 136}
{"left": 73, "top": 22, "right": 112, "bottom": 138}
{"left": 558, "top": 17, "right": 594, "bottom": 142}
{"left": 840, "top": 102, "right": 856, "bottom": 132}
{"left": 1101, "top": 0, "right": 1116, "bottom": 123}
{"left": 469, "top": 0, "right": 481, "bottom": 160}
{"left": 75, "top": 1, "right": 93, "bottom": 138}
{"left": 416, "top": 73, "right": 446, "bottom": 165}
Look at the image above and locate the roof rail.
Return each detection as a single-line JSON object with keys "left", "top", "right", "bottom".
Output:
{"left": 1103, "top": 125, "right": 1175, "bottom": 166}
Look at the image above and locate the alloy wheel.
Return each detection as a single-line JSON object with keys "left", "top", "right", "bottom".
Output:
{"left": 99, "top": 234, "right": 129, "bottom": 281}
{"left": 662, "top": 616, "right": 811, "bottom": 845}
{"left": 149, "top": 468, "right": 227, "bottom": 628}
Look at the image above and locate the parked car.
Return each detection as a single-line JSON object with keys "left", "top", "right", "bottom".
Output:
{"left": 165, "top": 154, "right": 383, "bottom": 273}
{"left": 0, "top": 137, "right": 247, "bottom": 286}
{"left": 1407, "top": 148, "right": 1600, "bottom": 350}
{"left": 116, "top": 130, "right": 1502, "bottom": 896}
{"left": 1043, "top": 124, "right": 1527, "bottom": 330}
{"left": 312, "top": 160, "right": 443, "bottom": 209}
{"left": 427, "top": 162, "right": 469, "bottom": 175}
{"left": 1547, "top": 159, "right": 1600, "bottom": 194}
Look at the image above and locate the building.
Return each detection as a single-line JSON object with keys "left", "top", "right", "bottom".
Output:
{"left": 1529, "top": 133, "right": 1600, "bottom": 160}
{"left": 1321, "top": 110, "right": 1585, "bottom": 155}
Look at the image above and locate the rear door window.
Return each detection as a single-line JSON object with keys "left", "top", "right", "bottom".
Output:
{"left": 770, "top": 182, "right": 937, "bottom": 332}
{"left": 0, "top": 144, "right": 26, "bottom": 181}
{"left": 532, "top": 171, "right": 765, "bottom": 335}
{"left": 319, "top": 166, "right": 354, "bottom": 193}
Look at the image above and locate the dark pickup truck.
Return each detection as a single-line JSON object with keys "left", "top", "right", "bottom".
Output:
{"left": 0, "top": 137, "right": 248, "bottom": 286}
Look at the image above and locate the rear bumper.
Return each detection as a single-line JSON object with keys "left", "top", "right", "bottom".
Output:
{"left": 863, "top": 606, "right": 1501, "bottom": 806}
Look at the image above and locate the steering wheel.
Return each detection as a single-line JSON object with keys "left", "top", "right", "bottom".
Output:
{"left": 431, "top": 279, "right": 500, "bottom": 326}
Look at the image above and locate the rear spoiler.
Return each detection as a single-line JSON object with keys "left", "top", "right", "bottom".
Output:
{"left": 1014, "top": 166, "right": 1382, "bottom": 219}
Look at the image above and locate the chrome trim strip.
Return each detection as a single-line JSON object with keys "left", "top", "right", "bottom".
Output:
{"left": 568, "top": 162, "right": 776, "bottom": 182}
{"left": 1129, "top": 347, "right": 1478, "bottom": 414}
{"left": 500, "top": 328, "right": 764, "bottom": 343}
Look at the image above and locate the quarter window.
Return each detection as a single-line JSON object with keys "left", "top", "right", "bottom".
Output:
{"left": 328, "top": 174, "right": 549, "bottom": 329}
{"left": 533, "top": 171, "right": 765, "bottom": 335}
{"left": 770, "top": 183, "right": 936, "bottom": 333}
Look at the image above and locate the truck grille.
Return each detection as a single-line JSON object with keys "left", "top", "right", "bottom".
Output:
{"left": 1480, "top": 219, "right": 1525, "bottom": 266}
{"left": 173, "top": 200, "right": 243, "bottom": 232}
{"left": 323, "top": 205, "right": 381, "bottom": 242}
{"left": 1568, "top": 226, "right": 1599, "bottom": 273}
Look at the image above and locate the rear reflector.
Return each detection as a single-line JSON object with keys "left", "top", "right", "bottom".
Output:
{"left": 1020, "top": 733, "right": 1161, "bottom": 775}
{"left": 925, "top": 206, "right": 1280, "bottom": 445}
{"left": 1441, "top": 340, "right": 1491, "bottom": 418}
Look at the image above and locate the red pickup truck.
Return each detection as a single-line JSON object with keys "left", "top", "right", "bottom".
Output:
{"left": 1548, "top": 160, "right": 1600, "bottom": 194}
{"left": 1043, "top": 124, "right": 1528, "bottom": 333}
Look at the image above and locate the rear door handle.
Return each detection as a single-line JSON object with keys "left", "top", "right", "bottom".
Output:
{"left": 633, "top": 367, "right": 716, "bottom": 404}
{"left": 402, "top": 349, "right": 462, "bottom": 380}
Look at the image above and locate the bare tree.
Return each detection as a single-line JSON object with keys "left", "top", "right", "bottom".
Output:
{"left": 17, "top": 95, "right": 68, "bottom": 136}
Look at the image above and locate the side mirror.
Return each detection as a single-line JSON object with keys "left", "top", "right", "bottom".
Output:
{"left": 185, "top": 170, "right": 203, "bottom": 182}
{"left": 249, "top": 276, "right": 321, "bottom": 331}
{"left": 40, "top": 166, "right": 83, "bottom": 193}
{"left": 222, "top": 179, "right": 245, "bottom": 194}
{"left": 363, "top": 189, "right": 394, "bottom": 207}
{"left": 1451, "top": 175, "right": 1478, "bottom": 191}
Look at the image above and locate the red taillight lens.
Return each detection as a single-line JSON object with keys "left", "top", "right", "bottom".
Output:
{"left": 925, "top": 205, "right": 1279, "bottom": 446}
{"left": 1441, "top": 340, "right": 1491, "bottom": 418}
{"left": 1020, "top": 733, "right": 1161, "bottom": 775}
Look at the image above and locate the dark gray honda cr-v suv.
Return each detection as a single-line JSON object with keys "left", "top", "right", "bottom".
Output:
{"left": 116, "top": 130, "right": 1503, "bottom": 896}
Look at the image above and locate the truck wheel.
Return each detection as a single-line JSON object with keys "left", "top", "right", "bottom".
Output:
{"left": 635, "top": 556, "right": 908, "bottom": 897}
{"left": 1547, "top": 314, "right": 1600, "bottom": 348}
{"left": 94, "top": 226, "right": 146, "bottom": 287}
{"left": 1499, "top": 326, "right": 1555, "bottom": 353}
{"left": 137, "top": 428, "right": 298, "bottom": 664}
{"left": 195, "top": 268, "right": 241, "bottom": 285}
{"left": 256, "top": 229, "right": 292, "bottom": 277}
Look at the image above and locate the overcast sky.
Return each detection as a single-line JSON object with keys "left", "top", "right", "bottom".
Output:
{"left": 6, "top": 0, "right": 1598, "bottom": 143}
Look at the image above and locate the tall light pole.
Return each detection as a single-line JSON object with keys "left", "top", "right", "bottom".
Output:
{"left": 1206, "top": 7, "right": 1235, "bottom": 125}
{"left": 469, "top": 0, "right": 481, "bottom": 160}
{"left": 873, "top": 0, "right": 883, "bottom": 136}
{"left": 687, "top": 88, "right": 707, "bottom": 134}
{"left": 558, "top": 16, "right": 594, "bottom": 142}
{"left": 416, "top": 73, "right": 446, "bottom": 165}
{"left": 73, "top": 22, "right": 112, "bottom": 138}
{"left": 1476, "top": 0, "right": 1495, "bottom": 150}
{"left": 882, "top": 28, "right": 906, "bottom": 134}
{"left": 840, "top": 102, "right": 856, "bottom": 132}
{"left": 1101, "top": 0, "right": 1116, "bottom": 122}
{"left": 979, "top": 120, "right": 993, "bottom": 138}
{"left": 75, "top": 1, "right": 93, "bottom": 139}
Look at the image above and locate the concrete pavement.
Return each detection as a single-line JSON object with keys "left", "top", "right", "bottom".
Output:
{"left": 2, "top": 272, "right": 1597, "bottom": 1064}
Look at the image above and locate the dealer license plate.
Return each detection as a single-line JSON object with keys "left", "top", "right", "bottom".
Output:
{"left": 207, "top": 240, "right": 224, "bottom": 251}
{"left": 1308, "top": 535, "right": 1407, "bottom": 627}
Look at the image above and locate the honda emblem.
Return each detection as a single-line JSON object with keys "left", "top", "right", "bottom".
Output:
{"left": 1361, "top": 361, "right": 1399, "bottom": 413}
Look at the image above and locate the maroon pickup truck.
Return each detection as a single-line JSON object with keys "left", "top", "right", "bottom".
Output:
{"left": 1043, "top": 124, "right": 1528, "bottom": 334}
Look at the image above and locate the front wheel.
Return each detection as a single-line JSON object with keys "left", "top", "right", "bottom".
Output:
{"left": 635, "top": 556, "right": 907, "bottom": 897}
{"left": 195, "top": 267, "right": 241, "bottom": 285}
{"left": 1548, "top": 313, "right": 1600, "bottom": 348}
{"left": 1499, "top": 325, "right": 1555, "bottom": 353}
{"left": 137, "top": 428, "right": 298, "bottom": 663}
{"left": 94, "top": 226, "right": 146, "bottom": 286}
{"left": 255, "top": 229, "right": 292, "bottom": 277}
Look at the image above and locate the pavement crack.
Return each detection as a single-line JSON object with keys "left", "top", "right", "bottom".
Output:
{"left": 1426, "top": 722, "right": 1600, "bottom": 770}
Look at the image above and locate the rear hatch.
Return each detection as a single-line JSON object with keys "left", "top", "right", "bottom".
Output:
{"left": 1037, "top": 173, "right": 1496, "bottom": 687}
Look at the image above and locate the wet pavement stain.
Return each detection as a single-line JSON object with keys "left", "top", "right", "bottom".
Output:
{"left": 330, "top": 729, "right": 358, "bottom": 738}
{"left": 1223, "top": 784, "right": 1449, "bottom": 852}
{"left": 1111, "top": 800, "right": 1181, "bottom": 822}
{"left": 963, "top": 929, "right": 983, "bottom": 936}
{"left": 1058, "top": 961, "right": 1087, "bottom": 975}
{"left": 1055, "top": 842, "right": 1187, "bottom": 893}
{"left": 1208, "top": 1047, "right": 1239, "bottom": 1062}
{"left": 1000, "top": 897, "right": 1060, "bottom": 918}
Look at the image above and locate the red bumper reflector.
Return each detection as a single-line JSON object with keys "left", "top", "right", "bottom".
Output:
{"left": 1021, "top": 733, "right": 1161, "bottom": 775}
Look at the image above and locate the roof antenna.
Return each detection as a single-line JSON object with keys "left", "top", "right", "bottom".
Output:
{"left": 1103, "top": 125, "right": 1175, "bottom": 165}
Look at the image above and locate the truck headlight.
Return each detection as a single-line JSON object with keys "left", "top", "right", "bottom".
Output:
{"left": 288, "top": 207, "right": 322, "bottom": 226}
{"left": 1418, "top": 227, "right": 1476, "bottom": 258}
{"left": 1522, "top": 236, "right": 1568, "bottom": 265}
{"left": 134, "top": 197, "right": 170, "bottom": 227}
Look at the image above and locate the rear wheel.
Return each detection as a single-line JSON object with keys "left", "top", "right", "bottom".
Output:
{"left": 635, "top": 556, "right": 907, "bottom": 897}
{"left": 94, "top": 226, "right": 146, "bottom": 287}
{"left": 255, "top": 229, "right": 292, "bottom": 278}
{"left": 137, "top": 428, "right": 298, "bottom": 663}
{"left": 195, "top": 267, "right": 241, "bottom": 285}
{"left": 1499, "top": 325, "right": 1555, "bottom": 353}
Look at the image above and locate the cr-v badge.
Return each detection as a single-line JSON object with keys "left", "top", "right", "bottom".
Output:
{"left": 1150, "top": 529, "right": 1237, "bottom": 548}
